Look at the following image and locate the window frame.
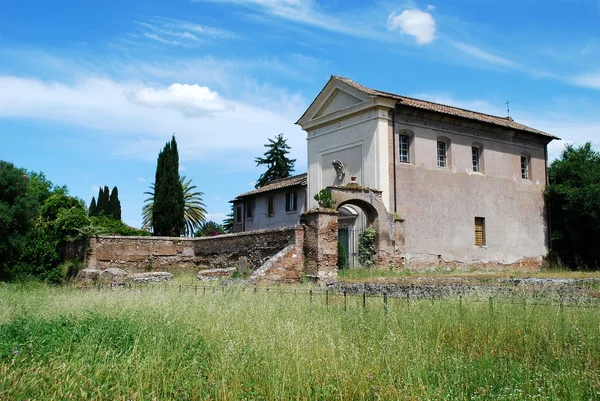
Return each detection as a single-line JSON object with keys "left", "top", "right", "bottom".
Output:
{"left": 285, "top": 192, "right": 297, "bottom": 212}
{"left": 474, "top": 217, "right": 486, "bottom": 246}
{"left": 267, "top": 196, "right": 274, "bottom": 217}
{"left": 437, "top": 140, "right": 447, "bottom": 168}
{"left": 399, "top": 134, "right": 410, "bottom": 163}
{"left": 245, "top": 200, "right": 254, "bottom": 219}
{"left": 521, "top": 155, "right": 530, "bottom": 180}
{"left": 472, "top": 146, "right": 480, "bottom": 173}
{"left": 235, "top": 205, "right": 242, "bottom": 223}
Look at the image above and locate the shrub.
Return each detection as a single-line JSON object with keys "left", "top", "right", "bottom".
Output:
{"left": 358, "top": 227, "right": 376, "bottom": 267}
{"left": 314, "top": 189, "right": 336, "bottom": 209}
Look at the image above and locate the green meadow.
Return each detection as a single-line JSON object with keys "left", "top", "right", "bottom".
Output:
{"left": 1, "top": 282, "right": 599, "bottom": 400}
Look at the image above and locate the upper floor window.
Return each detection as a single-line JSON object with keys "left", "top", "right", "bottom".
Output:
{"left": 267, "top": 196, "right": 274, "bottom": 217}
{"left": 286, "top": 192, "right": 297, "bottom": 212}
{"left": 521, "top": 156, "right": 529, "bottom": 179}
{"left": 472, "top": 147, "right": 480, "bottom": 172}
{"left": 246, "top": 200, "right": 254, "bottom": 219}
{"left": 437, "top": 141, "right": 447, "bottom": 168}
{"left": 236, "top": 205, "right": 242, "bottom": 223}
{"left": 399, "top": 135, "right": 409, "bottom": 163}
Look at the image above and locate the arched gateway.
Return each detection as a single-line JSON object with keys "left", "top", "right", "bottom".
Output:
{"left": 327, "top": 186, "right": 405, "bottom": 267}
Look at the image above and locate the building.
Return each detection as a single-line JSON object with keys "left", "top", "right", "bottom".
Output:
{"left": 234, "top": 75, "right": 558, "bottom": 268}
{"left": 231, "top": 173, "right": 307, "bottom": 233}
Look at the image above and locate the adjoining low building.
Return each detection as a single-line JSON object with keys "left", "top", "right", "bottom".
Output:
{"left": 231, "top": 173, "right": 308, "bottom": 233}
{"left": 232, "top": 75, "right": 559, "bottom": 269}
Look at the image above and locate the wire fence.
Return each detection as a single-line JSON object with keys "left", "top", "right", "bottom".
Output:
{"left": 82, "top": 281, "right": 600, "bottom": 311}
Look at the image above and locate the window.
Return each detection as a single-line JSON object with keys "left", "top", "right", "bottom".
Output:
{"left": 236, "top": 205, "right": 242, "bottom": 223}
{"left": 437, "top": 141, "right": 447, "bottom": 168}
{"left": 245, "top": 201, "right": 253, "bottom": 219}
{"left": 521, "top": 156, "right": 529, "bottom": 179}
{"left": 285, "top": 192, "right": 297, "bottom": 212}
{"left": 399, "top": 135, "right": 409, "bottom": 163}
{"left": 472, "top": 147, "right": 480, "bottom": 172}
{"left": 267, "top": 196, "right": 274, "bottom": 217}
{"left": 474, "top": 217, "right": 486, "bottom": 246}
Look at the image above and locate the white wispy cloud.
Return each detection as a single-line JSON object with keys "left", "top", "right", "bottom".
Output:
{"left": 449, "top": 41, "right": 520, "bottom": 68}
{"left": 194, "top": 0, "right": 385, "bottom": 40}
{"left": 133, "top": 17, "right": 236, "bottom": 47}
{"left": 129, "top": 83, "right": 230, "bottom": 117}
{"left": 136, "top": 177, "right": 147, "bottom": 183}
{"left": 91, "top": 185, "right": 100, "bottom": 193}
{"left": 387, "top": 9, "right": 436, "bottom": 45}
{"left": 571, "top": 71, "right": 600, "bottom": 89}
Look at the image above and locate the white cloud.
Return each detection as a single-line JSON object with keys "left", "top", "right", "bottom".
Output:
{"left": 449, "top": 41, "right": 520, "bottom": 68}
{"left": 179, "top": 165, "right": 188, "bottom": 172}
{"left": 206, "top": 212, "right": 227, "bottom": 222}
{"left": 387, "top": 9, "right": 436, "bottom": 45}
{"left": 91, "top": 185, "right": 99, "bottom": 193}
{"left": 426, "top": 5, "right": 436, "bottom": 11}
{"left": 136, "top": 177, "right": 147, "bottom": 183}
{"left": 571, "top": 71, "right": 600, "bottom": 89}
{"left": 0, "top": 75, "right": 307, "bottom": 168}
{"left": 132, "top": 18, "right": 236, "bottom": 47}
{"left": 129, "top": 83, "right": 230, "bottom": 117}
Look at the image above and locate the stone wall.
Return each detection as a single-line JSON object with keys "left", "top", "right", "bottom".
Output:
{"left": 300, "top": 209, "right": 339, "bottom": 282}
{"left": 86, "top": 226, "right": 302, "bottom": 274}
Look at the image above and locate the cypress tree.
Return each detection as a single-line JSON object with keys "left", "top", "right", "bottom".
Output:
{"left": 152, "top": 135, "right": 185, "bottom": 236}
{"left": 97, "top": 186, "right": 110, "bottom": 215}
{"left": 108, "top": 186, "right": 122, "bottom": 221}
{"left": 89, "top": 197, "right": 97, "bottom": 216}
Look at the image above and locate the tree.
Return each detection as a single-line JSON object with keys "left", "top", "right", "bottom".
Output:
{"left": 0, "top": 161, "right": 38, "bottom": 279}
{"left": 222, "top": 205, "right": 234, "bottom": 234}
{"left": 255, "top": 133, "right": 296, "bottom": 188}
{"left": 89, "top": 197, "right": 97, "bottom": 217}
{"left": 96, "top": 186, "right": 110, "bottom": 216}
{"left": 194, "top": 221, "right": 225, "bottom": 237}
{"left": 141, "top": 176, "right": 206, "bottom": 236}
{"left": 108, "top": 186, "right": 122, "bottom": 220}
{"left": 545, "top": 142, "right": 600, "bottom": 269}
{"left": 152, "top": 135, "right": 185, "bottom": 236}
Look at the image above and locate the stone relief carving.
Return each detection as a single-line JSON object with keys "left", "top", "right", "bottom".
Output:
{"left": 331, "top": 159, "right": 345, "bottom": 181}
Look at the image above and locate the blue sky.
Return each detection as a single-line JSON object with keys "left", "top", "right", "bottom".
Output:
{"left": 1, "top": 0, "right": 599, "bottom": 228}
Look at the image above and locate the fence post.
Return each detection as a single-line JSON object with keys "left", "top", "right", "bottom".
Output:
{"left": 344, "top": 290, "right": 347, "bottom": 311}
{"left": 326, "top": 290, "right": 329, "bottom": 307}
{"left": 489, "top": 297, "right": 493, "bottom": 314}
{"left": 363, "top": 291, "right": 366, "bottom": 309}
{"left": 309, "top": 289, "right": 313, "bottom": 304}
{"left": 384, "top": 293, "right": 388, "bottom": 314}
{"left": 195, "top": 285, "right": 197, "bottom": 295}
{"left": 254, "top": 286, "right": 257, "bottom": 294}
{"left": 179, "top": 285, "right": 182, "bottom": 293}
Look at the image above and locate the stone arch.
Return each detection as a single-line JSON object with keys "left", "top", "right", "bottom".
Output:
{"left": 327, "top": 186, "right": 402, "bottom": 266}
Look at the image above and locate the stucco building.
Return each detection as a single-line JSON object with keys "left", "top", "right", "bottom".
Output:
{"left": 234, "top": 76, "right": 558, "bottom": 268}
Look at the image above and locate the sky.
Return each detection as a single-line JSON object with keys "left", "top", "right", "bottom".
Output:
{"left": 1, "top": 0, "right": 599, "bottom": 229}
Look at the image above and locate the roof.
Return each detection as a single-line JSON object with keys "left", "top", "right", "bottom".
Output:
{"left": 232, "top": 173, "right": 307, "bottom": 200}
{"left": 319, "top": 76, "right": 559, "bottom": 140}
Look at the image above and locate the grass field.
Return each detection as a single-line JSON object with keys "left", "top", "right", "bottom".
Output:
{"left": 1, "top": 282, "right": 599, "bottom": 400}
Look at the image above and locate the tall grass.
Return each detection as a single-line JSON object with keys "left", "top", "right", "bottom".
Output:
{"left": 1, "top": 282, "right": 599, "bottom": 400}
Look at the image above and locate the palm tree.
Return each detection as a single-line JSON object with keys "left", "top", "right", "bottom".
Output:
{"left": 141, "top": 176, "right": 207, "bottom": 236}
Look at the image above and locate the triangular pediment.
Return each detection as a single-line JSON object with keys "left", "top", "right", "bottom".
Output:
{"left": 314, "top": 89, "right": 363, "bottom": 118}
{"left": 296, "top": 76, "right": 372, "bottom": 127}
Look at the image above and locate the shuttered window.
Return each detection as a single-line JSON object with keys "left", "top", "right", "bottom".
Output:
{"left": 474, "top": 217, "right": 486, "bottom": 246}
{"left": 267, "top": 196, "right": 274, "bottom": 217}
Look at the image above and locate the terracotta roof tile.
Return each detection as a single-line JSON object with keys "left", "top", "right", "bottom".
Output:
{"left": 233, "top": 173, "right": 307, "bottom": 200}
{"left": 332, "top": 75, "right": 559, "bottom": 139}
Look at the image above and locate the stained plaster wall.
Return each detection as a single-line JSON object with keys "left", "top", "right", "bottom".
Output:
{"left": 236, "top": 187, "right": 307, "bottom": 232}
{"left": 390, "top": 110, "right": 549, "bottom": 266}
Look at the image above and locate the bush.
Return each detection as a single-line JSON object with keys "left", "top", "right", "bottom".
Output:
{"left": 314, "top": 189, "right": 336, "bottom": 209}
{"left": 358, "top": 227, "right": 376, "bottom": 267}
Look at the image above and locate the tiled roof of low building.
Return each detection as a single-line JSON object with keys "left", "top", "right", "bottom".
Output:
{"left": 332, "top": 76, "right": 559, "bottom": 139}
{"left": 233, "top": 173, "right": 307, "bottom": 200}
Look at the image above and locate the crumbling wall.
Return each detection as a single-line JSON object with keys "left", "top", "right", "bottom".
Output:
{"left": 86, "top": 226, "right": 302, "bottom": 274}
